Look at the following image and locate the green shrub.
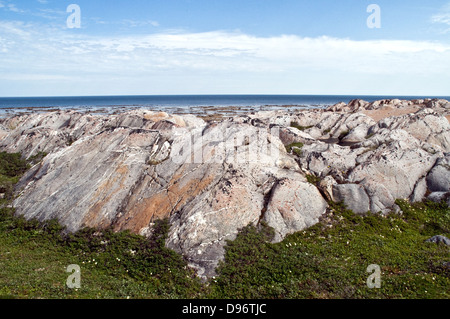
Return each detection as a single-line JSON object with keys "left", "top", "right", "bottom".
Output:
{"left": 209, "top": 200, "right": 450, "bottom": 299}
{"left": 290, "top": 122, "right": 313, "bottom": 131}
{"left": 285, "top": 142, "right": 304, "bottom": 157}
{"left": 306, "top": 174, "right": 321, "bottom": 185}
{"left": 0, "top": 152, "right": 29, "bottom": 178}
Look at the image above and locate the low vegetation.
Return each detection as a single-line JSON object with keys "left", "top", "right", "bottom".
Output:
{"left": 0, "top": 152, "right": 448, "bottom": 299}
{"left": 210, "top": 200, "right": 449, "bottom": 298}
{"left": 305, "top": 174, "right": 321, "bottom": 186}
{"left": 285, "top": 142, "right": 304, "bottom": 157}
{"left": 290, "top": 122, "right": 313, "bottom": 131}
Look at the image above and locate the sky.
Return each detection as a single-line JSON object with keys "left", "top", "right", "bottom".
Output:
{"left": 1, "top": 0, "right": 450, "bottom": 96}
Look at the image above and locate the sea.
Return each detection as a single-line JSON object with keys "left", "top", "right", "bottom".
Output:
{"left": 0, "top": 95, "right": 449, "bottom": 117}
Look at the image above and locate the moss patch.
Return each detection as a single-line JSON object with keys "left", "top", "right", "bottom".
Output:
{"left": 285, "top": 142, "right": 304, "bottom": 157}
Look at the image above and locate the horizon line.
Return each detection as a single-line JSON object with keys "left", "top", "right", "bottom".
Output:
{"left": 1, "top": 93, "right": 450, "bottom": 99}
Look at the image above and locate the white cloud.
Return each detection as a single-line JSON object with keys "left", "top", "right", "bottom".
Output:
{"left": 121, "top": 19, "right": 160, "bottom": 28}
{"left": 1, "top": 21, "right": 450, "bottom": 95}
{"left": 0, "top": 1, "right": 25, "bottom": 12}
{"left": 432, "top": 13, "right": 450, "bottom": 25}
{"left": 431, "top": 2, "right": 450, "bottom": 25}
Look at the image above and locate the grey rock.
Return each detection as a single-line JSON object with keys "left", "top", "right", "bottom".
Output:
{"left": 426, "top": 156, "right": 450, "bottom": 192}
{"left": 410, "top": 177, "right": 428, "bottom": 203}
{"left": 332, "top": 184, "right": 370, "bottom": 214}
{"left": 5, "top": 110, "right": 325, "bottom": 278}
{"left": 263, "top": 178, "right": 328, "bottom": 243}
{"left": 425, "top": 235, "right": 450, "bottom": 246}
{"left": 427, "top": 192, "right": 450, "bottom": 205}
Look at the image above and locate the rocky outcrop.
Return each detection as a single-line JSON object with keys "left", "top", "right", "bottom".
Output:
{"left": 327, "top": 98, "right": 450, "bottom": 113}
{"left": 1, "top": 110, "right": 323, "bottom": 278}
{"left": 426, "top": 235, "right": 450, "bottom": 246}
{"left": 1, "top": 98, "right": 449, "bottom": 278}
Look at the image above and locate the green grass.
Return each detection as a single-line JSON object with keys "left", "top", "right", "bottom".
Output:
{"left": 0, "top": 152, "right": 30, "bottom": 200}
{"left": 285, "top": 142, "right": 304, "bottom": 157}
{"left": 208, "top": 201, "right": 450, "bottom": 299}
{"left": 0, "top": 209, "right": 205, "bottom": 299}
{"left": 306, "top": 174, "right": 321, "bottom": 186}
{"left": 0, "top": 152, "right": 29, "bottom": 178}
{"left": 290, "top": 122, "right": 313, "bottom": 131}
{"left": 0, "top": 152, "right": 449, "bottom": 299}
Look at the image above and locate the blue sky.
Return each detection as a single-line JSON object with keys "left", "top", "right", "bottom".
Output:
{"left": 1, "top": 0, "right": 450, "bottom": 96}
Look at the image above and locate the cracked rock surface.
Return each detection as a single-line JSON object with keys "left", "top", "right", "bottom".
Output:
{"left": 1, "top": 98, "right": 449, "bottom": 278}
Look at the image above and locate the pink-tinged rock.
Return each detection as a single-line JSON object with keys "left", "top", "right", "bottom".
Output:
{"left": 263, "top": 178, "right": 328, "bottom": 242}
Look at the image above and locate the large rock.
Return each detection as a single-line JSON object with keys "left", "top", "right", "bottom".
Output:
{"left": 369, "top": 110, "right": 450, "bottom": 152}
{"left": 426, "top": 235, "right": 450, "bottom": 246}
{"left": 426, "top": 155, "right": 450, "bottom": 192}
{"left": 263, "top": 178, "right": 328, "bottom": 242}
{"left": 348, "top": 137, "right": 439, "bottom": 213}
{"left": 302, "top": 142, "right": 364, "bottom": 181}
{"left": 332, "top": 184, "right": 370, "bottom": 214}
{"left": 6, "top": 111, "right": 327, "bottom": 278}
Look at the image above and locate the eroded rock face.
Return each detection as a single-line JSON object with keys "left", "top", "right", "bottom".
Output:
{"left": 2, "top": 110, "right": 325, "bottom": 278}
{"left": 1, "top": 98, "right": 450, "bottom": 278}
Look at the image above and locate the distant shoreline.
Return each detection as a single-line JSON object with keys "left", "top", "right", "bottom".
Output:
{"left": 1, "top": 94, "right": 450, "bottom": 118}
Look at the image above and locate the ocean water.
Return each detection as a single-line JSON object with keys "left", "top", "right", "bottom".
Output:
{"left": 0, "top": 95, "right": 449, "bottom": 116}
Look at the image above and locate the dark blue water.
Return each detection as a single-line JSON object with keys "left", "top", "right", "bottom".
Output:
{"left": 0, "top": 95, "right": 449, "bottom": 114}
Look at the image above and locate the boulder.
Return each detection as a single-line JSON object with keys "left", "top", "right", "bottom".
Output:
{"left": 332, "top": 184, "right": 370, "bottom": 214}
{"left": 426, "top": 192, "right": 450, "bottom": 206}
{"left": 426, "top": 235, "right": 450, "bottom": 246}
{"left": 263, "top": 178, "right": 328, "bottom": 243}
{"left": 426, "top": 156, "right": 450, "bottom": 192}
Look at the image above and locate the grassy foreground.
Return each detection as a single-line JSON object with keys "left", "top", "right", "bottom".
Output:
{"left": 0, "top": 152, "right": 449, "bottom": 299}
